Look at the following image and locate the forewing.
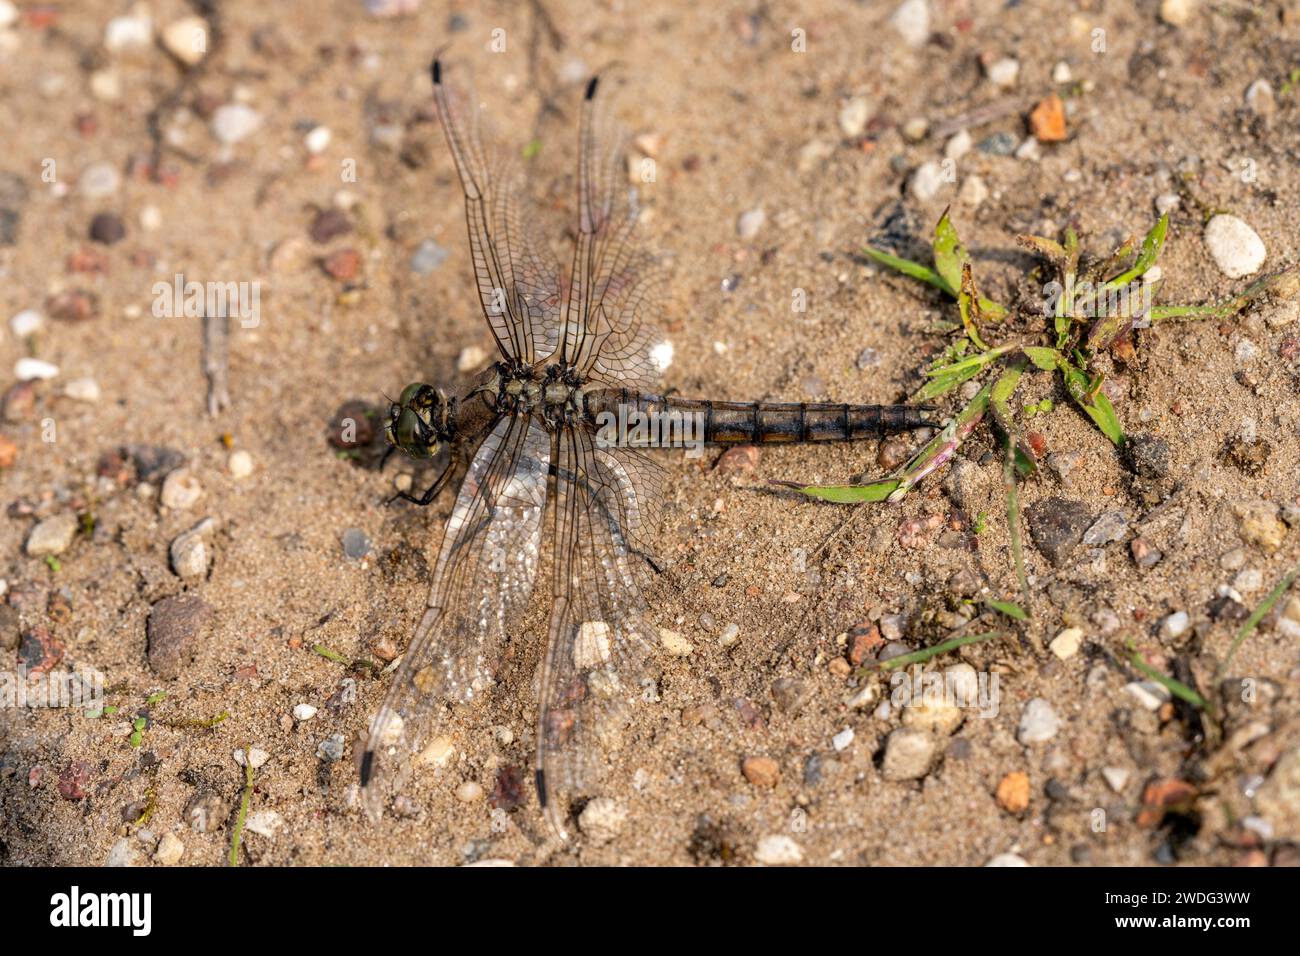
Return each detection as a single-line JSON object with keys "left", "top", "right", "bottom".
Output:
{"left": 361, "top": 413, "right": 550, "bottom": 817}
{"left": 535, "top": 426, "right": 659, "bottom": 834}
{"left": 432, "top": 61, "right": 561, "bottom": 364}
{"left": 560, "top": 76, "right": 667, "bottom": 392}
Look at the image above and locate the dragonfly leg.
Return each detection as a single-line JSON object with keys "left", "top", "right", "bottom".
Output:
{"left": 386, "top": 458, "right": 454, "bottom": 507}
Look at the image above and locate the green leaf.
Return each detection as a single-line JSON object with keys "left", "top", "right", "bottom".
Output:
{"left": 986, "top": 599, "right": 1027, "bottom": 621}
{"left": 957, "top": 263, "right": 991, "bottom": 351}
{"left": 932, "top": 210, "right": 967, "bottom": 294}
{"left": 862, "top": 246, "right": 954, "bottom": 296}
{"left": 1128, "top": 640, "right": 1212, "bottom": 713}
{"left": 1022, "top": 346, "right": 1059, "bottom": 371}
{"left": 775, "top": 478, "right": 900, "bottom": 503}
{"left": 1104, "top": 213, "right": 1167, "bottom": 290}
{"left": 1058, "top": 358, "right": 1124, "bottom": 445}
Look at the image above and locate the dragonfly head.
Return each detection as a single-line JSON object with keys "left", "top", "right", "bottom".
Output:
{"left": 386, "top": 383, "right": 453, "bottom": 459}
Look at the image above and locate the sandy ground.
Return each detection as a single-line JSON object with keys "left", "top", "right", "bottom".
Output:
{"left": 2, "top": 0, "right": 1299, "bottom": 867}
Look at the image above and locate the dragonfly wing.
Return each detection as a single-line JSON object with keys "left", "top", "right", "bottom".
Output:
{"left": 361, "top": 413, "right": 550, "bottom": 818}
{"left": 432, "top": 60, "right": 561, "bottom": 365}
{"left": 560, "top": 74, "right": 668, "bottom": 392}
{"left": 535, "top": 425, "right": 659, "bottom": 837}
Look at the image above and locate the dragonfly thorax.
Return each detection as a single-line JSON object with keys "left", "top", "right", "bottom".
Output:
{"left": 485, "top": 361, "right": 589, "bottom": 425}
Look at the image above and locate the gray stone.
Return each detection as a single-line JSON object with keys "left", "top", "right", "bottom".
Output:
{"left": 1027, "top": 497, "right": 1092, "bottom": 566}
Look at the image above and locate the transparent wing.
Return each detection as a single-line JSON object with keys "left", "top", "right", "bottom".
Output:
{"left": 361, "top": 413, "right": 550, "bottom": 817}
{"left": 560, "top": 75, "right": 667, "bottom": 392}
{"left": 535, "top": 425, "right": 659, "bottom": 837}
{"left": 432, "top": 60, "right": 562, "bottom": 365}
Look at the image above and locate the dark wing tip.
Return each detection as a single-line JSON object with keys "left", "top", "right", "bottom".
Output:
{"left": 431, "top": 58, "right": 442, "bottom": 86}
{"left": 535, "top": 768, "right": 548, "bottom": 807}
{"left": 584, "top": 76, "right": 599, "bottom": 101}
{"left": 359, "top": 749, "right": 375, "bottom": 786}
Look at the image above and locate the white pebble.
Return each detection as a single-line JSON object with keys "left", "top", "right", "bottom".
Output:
{"left": 9, "top": 309, "right": 43, "bottom": 337}
{"left": 909, "top": 161, "right": 947, "bottom": 202}
{"left": 838, "top": 97, "right": 870, "bottom": 138}
{"left": 211, "top": 104, "right": 262, "bottom": 145}
{"left": 304, "top": 125, "right": 332, "bottom": 154}
{"left": 234, "top": 747, "right": 270, "bottom": 769}
{"left": 986, "top": 58, "right": 1020, "bottom": 89}
{"left": 15, "top": 358, "right": 58, "bottom": 381}
{"left": 659, "top": 628, "right": 693, "bottom": 656}
{"left": 63, "top": 377, "right": 101, "bottom": 402}
{"left": 104, "top": 11, "right": 153, "bottom": 54}
{"left": 736, "top": 207, "right": 765, "bottom": 240}
{"left": 831, "top": 727, "right": 855, "bottom": 751}
{"left": 293, "top": 703, "right": 318, "bottom": 721}
{"left": 228, "top": 450, "right": 254, "bottom": 479}
{"left": 1161, "top": 610, "right": 1190, "bottom": 638}
{"left": 888, "top": 0, "right": 930, "bottom": 48}
{"left": 0, "top": 1, "right": 16, "bottom": 29}
{"left": 1017, "top": 698, "right": 1061, "bottom": 744}
{"left": 79, "top": 162, "right": 122, "bottom": 199}
{"left": 1155, "top": 193, "right": 1180, "bottom": 215}
{"left": 244, "top": 810, "right": 283, "bottom": 837}
{"left": 160, "top": 469, "right": 203, "bottom": 509}
{"left": 1124, "top": 680, "right": 1171, "bottom": 711}
{"left": 1052, "top": 61, "right": 1072, "bottom": 84}
{"left": 140, "top": 205, "right": 163, "bottom": 231}
{"left": 958, "top": 175, "right": 989, "bottom": 207}
{"left": 944, "top": 129, "right": 972, "bottom": 161}
{"left": 1204, "top": 214, "right": 1266, "bottom": 279}
{"left": 985, "top": 852, "right": 1030, "bottom": 867}
{"left": 154, "top": 832, "right": 184, "bottom": 866}
{"left": 456, "top": 780, "right": 484, "bottom": 802}
{"left": 1102, "top": 767, "right": 1130, "bottom": 792}
{"left": 754, "top": 834, "right": 804, "bottom": 865}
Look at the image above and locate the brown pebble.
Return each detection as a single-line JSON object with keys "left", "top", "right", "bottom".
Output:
{"left": 0, "top": 434, "right": 16, "bottom": 468}
{"left": 1029, "top": 93, "right": 1067, "bottom": 142}
{"left": 2, "top": 381, "right": 37, "bottom": 422}
{"left": 877, "top": 437, "right": 910, "bottom": 471}
{"left": 310, "top": 207, "right": 353, "bottom": 243}
{"left": 715, "top": 445, "right": 760, "bottom": 474}
{"left": 57, "top": 761, "right": 92, "bottom": 801}
{"left": 323, "top": 247, "right": 362, "bottom": 281}
{"left": 741, "top": 755, "right": 780, "bottom": 788}
{"left": 847, "top": 623, "right": 882, "bottom": 666}
{"left": 828, "top": 658, "right": 852, "bottom": 677}
{"left": 46, "top": 289, "right": 99, "bottom": 322}
{"left": 89, "top": 212, "right": 126, "bottom": 245}
{"left": 995, "top": 771, "right": 1031, "bottom": 813}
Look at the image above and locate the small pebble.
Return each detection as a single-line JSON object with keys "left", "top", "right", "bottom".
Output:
{"left": 228, "top": 450, "right": 253, "bottom": 479}
{"left": 1159, "top": 0, "right": 1195, "bottom": 27}
{"left": 169, "top": 525, "right": 210, "bottom": 579}
{"left": 742, "top": 755, "right": 780, "bottom": 788}
{"left": 1052, "top": 61, "right": 1072, "bottom": 84}
{"left": 736, "top": 207, "right": 765, "bottom": 240}
{"left": 211, "top": 104, "right": 262, "bottom": 145}
{"left": 9, "top": 308, "right": 42, "bottom": 337}
{"left": 26, "top": 513, "right": 78, "bottom": 556}
{"left": 977, "top": 131, "right": 1017, "bottom": 156}
{"left": 317, "top": 734, "right": 345, "bottom": 761}
{"left": 154, "top": 832, "right": 185, "bottom": 866}
{"left": 577, "top": 796, "right": 626, "bottom": 845}
{"left": 901, "top": 117, "right": 929, "bottom": 142}
{"left": 1155, "top": 193, "right": 1180, "bottom": 215}
{"left": 147, "top": 594, "right": 213, "bottom": 678}
{"left": 417, "top": 735, "right": 455, "bottom": 768}
{"left": 996, "top": 771, "right": 1031, "bottom": 813}
{"left": 293, "top": 703, "right": 318, "bottom": 721}
{"left": 909, "top": 161, "right": 947, "bottom": 201}
{"left": 16, "top": 358, "right": 58, "bottom": 381}
{"left": 456, "top": 344, "right": 488, "bottom": 372}
{"left": 1082, "top": 511, "right": 1127, "bottom": 546}
{"left": 986, "top": 852, "right": 1029, "bottom": 867}
{"left": 456, "top": 780, "right": 484, "bottom": 802}
{"left": 1244, "top": 80, "right": 1275, "bottom": 117}
{"left": 1102, "top": 767, "right": 1130, "bottom": 793}
{"left": 659, "top": 628, "right": 693, "bottom": 656}
{"left": 958, "top": 175, "right": 988, "bottom": 206}
{"left": 244, "top": 810, "right": 282, "bottom": 838}
{"left": 342, "top": 528, "right": 371, "bottom": 559}
{"left": 304, "top": 125, "right": 331, "bottom": 154}
{"left": 831, "top": 727, "right": 854, "bottom": 751}
{"left": 89, "top": 212, "right": 126, "bottom": 245}
{"left": 79, "top": 162, "right": 122, "bottom": 199}
{"left": 888, "top": 0, "right": 930, "bottom": 48}
{"left": 63, "top": 377, "right": 101, "bottom": 402}
{"left": 161, "top": 16, "right": 210, "bottom": 66}
{"left": 104, "top": 11, "right": 153, "bottom": 54}
{"left": 754, "top": 834, "right": 803, "bottom": 865}
{"left": 838, "top": 98, "right": 870, "bottom": 138}
{"left": 1161, "top": 610, "right": 1190, "bottom": 638}
{"left": 985, "top": 58, "right": 1020, "bottom": 89}
{"left": 1125, "top": 680, "right": 1171, "bottom": 711}
{"left": 410, "top": 239, "right": 448, "bottom": 274}
{"left": 234, "top": 747, "right": 270, "bottom": 770}
{"left": 160, "top": 468, "right": 203, "bottom": 509}
{"left": 1017, "top": 698, "right": 1061, "bottom": 744}
{"left": 1049, "top": 627, "right": 1083, "bottom": 660}
{"left": 1204, "top": 215, "right": 1266, "bottom": 279}
{"left": 881, "top": 727, "right": 936, "bottom": 781}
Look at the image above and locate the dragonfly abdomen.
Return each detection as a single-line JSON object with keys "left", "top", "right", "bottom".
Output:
{"left": 590, "top": 391, "right": 933, "bottom": 445}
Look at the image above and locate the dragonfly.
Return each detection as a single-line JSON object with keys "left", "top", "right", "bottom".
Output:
{"left": 360, "top": 57, "right": 935, "bottom": 840}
